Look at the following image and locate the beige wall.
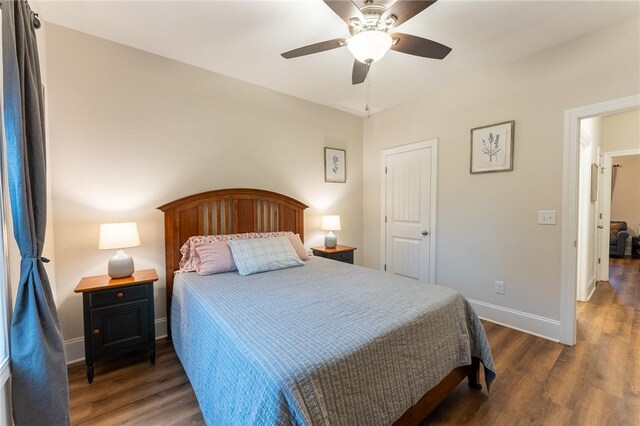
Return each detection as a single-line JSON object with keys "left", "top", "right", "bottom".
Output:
{"left": 611, "top": 154, "right": 640, "bottom": 237}
{"left": 362, "top": 17, "right": 640, "bottom": 331}
{"left": 602, "top": 109, "right": 640, "bottom": 153}
{"left": 45, "top": 25, "right": 363, "bottom": 350}
{"left": 43, "top": 14, "right": 639, "bottom": 351}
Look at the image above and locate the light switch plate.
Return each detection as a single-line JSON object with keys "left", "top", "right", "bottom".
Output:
{"left": 538, "top": 210, "right": 557, "bottom": 225}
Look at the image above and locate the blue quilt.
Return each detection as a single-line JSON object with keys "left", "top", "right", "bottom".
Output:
{"left": 172, "top": 257, "right": 495, "bottom": 425}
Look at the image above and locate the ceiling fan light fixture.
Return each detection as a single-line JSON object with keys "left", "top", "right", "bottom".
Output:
{"left": 347, "top": 30, "right": 393, "bottom": 64}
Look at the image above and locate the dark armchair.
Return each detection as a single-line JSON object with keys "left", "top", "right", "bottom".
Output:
{"left": 610, "top": 221, "right": 629, "bottom": 257}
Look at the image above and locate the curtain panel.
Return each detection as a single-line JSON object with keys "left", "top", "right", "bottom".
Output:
{"left": 2, "top": 1, "right": 70, "bottom": 424}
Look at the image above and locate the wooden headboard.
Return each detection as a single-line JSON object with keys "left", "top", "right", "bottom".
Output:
{"left": 157, "top": 188, "right": 308, "bottom": 336}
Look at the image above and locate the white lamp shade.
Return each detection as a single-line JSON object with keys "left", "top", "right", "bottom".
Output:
{"left": 347, "top": 30, "right": 393, "bottom": 64}
{"left": 99, "top": 222, "right": 141, "bottom": 250}
{"left": 321, "top": 215, "right": 341, "bottom": 231}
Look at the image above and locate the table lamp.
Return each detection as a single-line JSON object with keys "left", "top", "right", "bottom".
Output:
{"left": 321, "top": 215, "right": 341, "bottom": 249}
{"left": 99, "top": 222, "right": 141, "bottom": 279}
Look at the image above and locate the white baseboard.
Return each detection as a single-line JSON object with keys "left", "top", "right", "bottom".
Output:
{"left": 64, "top": 317, "right": 168, "bottom": 365}
{"left": 468, "top": 298, "right": 561, "bottom": 342}
{"left": 64, "top": 336, "right": 85, "bottom": 365}
{"left": 577, "top": 275, "right": 597, "bottom": 302}
{"left": 586, "top": 276, "right": 597, "bottom": 301}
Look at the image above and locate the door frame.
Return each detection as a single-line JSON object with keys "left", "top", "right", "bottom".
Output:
{"left": 380, "top": 139, "right": 438, "bottom": 283}
{"left": 560, "top": 94, "right": 639, "bottom": 345}
{"left": 598, "top": 148, "right": 640, "bottom": 280}
{"left": 595, "top": 152, "right": 607, "bottom": 283}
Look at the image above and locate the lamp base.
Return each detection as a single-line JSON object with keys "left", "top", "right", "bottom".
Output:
{"left": 108, "top": 250, "right": 134, "bottom": 279}
{"left": 324, "top": 231, "right": 337, "bottom": 249}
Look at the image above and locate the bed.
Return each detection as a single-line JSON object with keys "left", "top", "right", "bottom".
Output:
{"left": 158, "top": 188, "right": 495, "bottom": 425}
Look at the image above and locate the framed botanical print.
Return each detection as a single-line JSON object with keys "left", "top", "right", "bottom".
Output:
{"left": 470, "top": 120, "right": 515, "bottom": 174}
{"left": 324, "top": 147, "right": 346, "bottom": 183}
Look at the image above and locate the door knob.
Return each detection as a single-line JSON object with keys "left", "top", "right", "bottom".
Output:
{"left": 597, "top": 225, "right": 604, "bottom": 229}
{"left": 422, "top": 231, "right": 429, "bottom": 236}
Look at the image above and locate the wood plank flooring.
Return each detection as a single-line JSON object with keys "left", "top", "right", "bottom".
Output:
{"left": 68, "top": 257, "right": 640, "bottom": 425}
{"left": 425, "top": 257, "right": 640, "bottom": 425}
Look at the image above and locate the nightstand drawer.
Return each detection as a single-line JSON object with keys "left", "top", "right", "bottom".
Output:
{"left": 89, "top": 285, "right": 149, "bottom": 308}
{"left": 311, "top": 246, "right": 356, "bottom": 265}
{"left": 331, "top": 251, "right": 353, "bottom": 263}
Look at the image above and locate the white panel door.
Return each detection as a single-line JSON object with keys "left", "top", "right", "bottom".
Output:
{"left": 384, "top": 142, "right": 435, "bottom": 282}
{"left": 597, "top": 155, "right": 613, "bottom": 281}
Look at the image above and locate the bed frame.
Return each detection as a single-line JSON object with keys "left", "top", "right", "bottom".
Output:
{"left": 157, "top": 188, "right": 480, "bottom": 425}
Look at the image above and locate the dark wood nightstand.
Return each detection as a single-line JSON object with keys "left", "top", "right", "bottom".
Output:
{"left": 311, "top": 245, "right": 356, "bottom": 264}
{"left": 74, "top": 269, "right": 158, "bottom": 383}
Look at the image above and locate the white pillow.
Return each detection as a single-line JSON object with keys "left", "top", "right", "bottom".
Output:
{"left": 228, "top": 236, "right": 304, "bottom": 276}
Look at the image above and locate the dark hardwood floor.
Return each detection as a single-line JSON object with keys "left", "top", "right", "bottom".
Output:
{"left": 426, "top": 257, "right": 640, "bottom": 425}
{"left": 68, "top": 258, "right": 640, "bottom": 425}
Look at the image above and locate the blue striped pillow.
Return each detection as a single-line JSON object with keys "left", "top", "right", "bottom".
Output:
{"left": 228, "top": 237, "right": 304, "bottom": 276}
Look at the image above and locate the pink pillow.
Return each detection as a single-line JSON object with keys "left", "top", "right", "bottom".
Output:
{"left": 288, "top": 234, "right": 310, "bottom": 261}
{"left": 194, "top": 241, "right": 237, "bottom": 275}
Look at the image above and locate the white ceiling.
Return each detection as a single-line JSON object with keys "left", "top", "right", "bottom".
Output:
{"left": 38, "top": 0, "right": 639, "bottom": 116}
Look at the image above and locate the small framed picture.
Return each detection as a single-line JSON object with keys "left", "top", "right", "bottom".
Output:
{"left": 470, "top": 120, "right": 515, "bottom": 174}
{"left": 324, "top": 147, "right": 346, "bottom": 183}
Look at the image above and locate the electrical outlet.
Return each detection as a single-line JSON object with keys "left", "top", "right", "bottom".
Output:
{"left": 495, "top": 280, "right": 505, "bottom": 295}
{"left": 538, "top": 210, "right": 557, "bottom": 225}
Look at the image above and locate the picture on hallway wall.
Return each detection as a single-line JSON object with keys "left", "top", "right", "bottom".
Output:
{"left": 470, "top": 120, "right": 515, "bottom": 174}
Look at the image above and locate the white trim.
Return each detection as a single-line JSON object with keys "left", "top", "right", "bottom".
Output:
{"left": 380, "top": 139, "right": 438, "bottom": 283}
{"left": 64, "top": 316, "right": 168, "bottom": 364}
{"left": 561, "top": 94, "right": 640, "bottom": 346}
{"left": 586, "top": 276, "right": 597, "bottom": 302}
{"left": 468, "top": 298, "right": 561, "bottom": 342}
{"left": 429, "top": 142, "right": 438, "bottom": 284}
{"left": 63, "top": 336, "right": 84, "bottom": 365}
{"left": 596, "top": 152, "right": 607, "bottom": 282}
{"left": 603, "top": 148, "right": 640, "bottom": 158}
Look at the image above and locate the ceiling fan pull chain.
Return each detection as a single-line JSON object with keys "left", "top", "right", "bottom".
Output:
{"left": 365, "top": 64, "right": 371, "bottom": 118}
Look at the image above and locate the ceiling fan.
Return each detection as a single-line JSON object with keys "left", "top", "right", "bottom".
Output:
{"left": 281, "top": 0, "right": 452, "bottom": 85}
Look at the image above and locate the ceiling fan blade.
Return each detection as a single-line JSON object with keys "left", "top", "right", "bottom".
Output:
{"left": 390, "top": 33, "right": 451, "bottom": 59}
{"left": 323, "top": 1, "right": 365, "bottom": 26}
{"left": 281, "top": 38, "right": 347, "bottom": 59}
{"left": 381, "top": 1, "right": 437, "bottom": 28}
{"left": 352, "top": 60, "right": 370, "bottom": 85}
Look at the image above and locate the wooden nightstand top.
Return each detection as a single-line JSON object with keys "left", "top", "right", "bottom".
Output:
{"left": 311, "top": 245, "right": 357, "bottom": 254}
{"left": 74, "top": 269, "right": 159, "bottom": 293}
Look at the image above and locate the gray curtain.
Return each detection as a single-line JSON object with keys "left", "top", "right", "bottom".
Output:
{"left": 2, "top": 1, "right": 70, "bottom": 424}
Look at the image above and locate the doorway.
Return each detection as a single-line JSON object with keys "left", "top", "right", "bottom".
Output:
{"left": 562, "top": 95, "right": 640, "bottom": 345}
{"left": 381, "top": 139, "right": 438, "bottom": 283}
{"left": 576, "top": 115, "right": 640, "bottom": 301}
{"left": 597, "top": 150, "right": 640, "bottom": 281}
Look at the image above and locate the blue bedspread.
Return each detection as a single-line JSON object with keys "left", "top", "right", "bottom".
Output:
{"left": 172, "top": 257, "right": 495, "bottom": 425}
